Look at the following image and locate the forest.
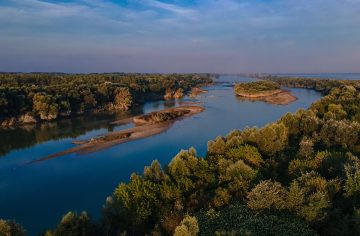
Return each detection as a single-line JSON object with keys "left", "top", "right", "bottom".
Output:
{"left": 0, "top": 73, "right": 211, "bottom": 127}
{"left": 1, "top": 77, "right": 360, "bottom": 235}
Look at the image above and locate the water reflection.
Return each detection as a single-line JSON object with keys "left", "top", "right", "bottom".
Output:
{"left": 0, "top": 110, "right": 145, "bottom": 157}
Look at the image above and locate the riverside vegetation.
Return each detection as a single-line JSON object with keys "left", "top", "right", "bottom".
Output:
{"left": 1, "top": 77, "right": 360, "bottom": 236}
{"left": 0, "top": 73, "right": 211, "bottom": 127}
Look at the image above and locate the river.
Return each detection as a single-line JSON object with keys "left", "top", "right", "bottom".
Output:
{"left": 0, "top": 75, "right": 323, "bottom": 234}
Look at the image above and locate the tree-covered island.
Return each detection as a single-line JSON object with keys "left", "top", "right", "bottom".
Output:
{"left": 234, "top": 80, "right": 297, "bottom": 105}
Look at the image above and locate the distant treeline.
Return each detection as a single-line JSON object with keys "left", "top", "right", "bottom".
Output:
{"left": 0, "top": 73, "right": 212, "bottom": 126}
{"left": 251, "top": 73, "right": 360, "bottom": 94}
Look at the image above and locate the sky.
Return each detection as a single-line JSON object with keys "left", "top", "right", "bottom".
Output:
{"left": 0, "top": 0, "right": 360, "bottom": 73}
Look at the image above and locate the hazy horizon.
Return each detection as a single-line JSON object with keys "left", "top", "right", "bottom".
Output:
{"left": 1, "top": 0, "right": 360, "bottom": 73}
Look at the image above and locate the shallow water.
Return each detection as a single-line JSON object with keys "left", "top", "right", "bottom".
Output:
{"left": 0, "top": 75, "right": 323, "bottom": 234}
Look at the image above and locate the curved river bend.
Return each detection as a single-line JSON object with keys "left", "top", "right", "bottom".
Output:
{"left": 0, "top": 75, "right": 322, "bottom": 234}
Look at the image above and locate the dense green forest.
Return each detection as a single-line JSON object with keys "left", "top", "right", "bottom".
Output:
{"left": 1, "top": 77, "right": 360, "bottom": 235}
{"left": 0, "top": 73, "right": 211, "bottom": 127}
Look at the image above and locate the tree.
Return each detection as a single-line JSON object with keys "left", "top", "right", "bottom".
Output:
{"left": 174, "top": 215, "right": 199, "bottom": 236}
{"left": 344, "top": 161, "right": 360, "bottom": 199}
{"left": 325, "top": 104, "right": 347, "bottom": 120}
{"left": 0, "top": 219, "right": 25, "bottom": 236}
{"left": 298, "top": 137, "right": 314, "bottom": 158}
{"left": 225, "top": 135, "right": 244, "bottom": 150}
{"left": 144, "top": 160, "right": 167, "bottom": 183}
{"left": 287, "top": 172, "right": 340, "bottom": 223}
{"left": 247, "top": 180, "right": 287, "bottom": 211}
{"left": 319, "top": 119, "right": 360, "bottom": 151}
{"left": 114, "top": 87, "right": 132, "bottom": 111}
{"left": 217, "top": 159, "right": 257, "bottom": 200}
{"left": 103, "top": 174, "right": 160, "bottom": 234}
{"left": 225, "top": 145, "right": 263, "bottom": 168}
{"left": 255, "top": 123, "right": 288, "bottom": 157}
{"left": 32, "top": 93, "right": 58, "bottom": 120}
{"left": 45, "top": 211, "right": 96, "bottom": 236}
{"left": 81, "top": 90, "right": 97, "bottom": 110}
{"left": 207, "top": 137, "right": 226, "bottom": 155}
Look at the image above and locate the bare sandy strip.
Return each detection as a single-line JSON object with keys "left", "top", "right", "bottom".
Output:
{"left": 133, "top": 106, "right": 204, "bottom": 125}
{"left": 29, "top": 106, "right": 204, "bottom": 163}
{"left": 236, "top": 90, "right": 297, "bottom": 105}
{"left": 262, "top": 90, "right": 298, "bottom": 105}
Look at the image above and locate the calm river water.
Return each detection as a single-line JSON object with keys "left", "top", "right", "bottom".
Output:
{"left": 0, "top": 75, "right": 322, "bottom": 234}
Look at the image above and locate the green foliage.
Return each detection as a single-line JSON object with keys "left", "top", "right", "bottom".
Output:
{"left": 298, "top": 136, "right": 314, "bottom": 158}
{"left": 0, "top": 219, "right": 25, "bottom": 236}
{"left": 280, "top": 109, "right": 320, "bottom": 137}
{"left": 33, "top": 93, "right": 59, "bottom": 120}
{"left": 287, "top": 172, "right": 340, "bottom": 223}
{"left": 144, "top": 160, "right": 167, "bottom": 182}
{"left": 217, "top": 159, "right": 257, "bottom": 200}
{"left": 44, "top": 212, "right": 96, "bottom": 236}
{"left": 196, "top": 204, "right": 317, "bottom": 236}
{"left": 247, "top": 180, "right": 288, "bottom": 210}
{"left": 114, "top": 87, "right": 132, "bottom": 110}
{"left": 319, "top": 119, "right": 360, "bottom": 151}
{"left": 173, "top": 215, "right": 199, "bottom": 236}
{"left": 207, "top": 137, "right": 226, "bottom": 155}
{"left": 225, "top": 134, "right": 244, "bottom": 150}
{"left": 234, "top": 80, "right": 281, "bottom": 95}
{"left": 106, "top": 174, "right": 160, "bottom": 229}
{"left": 344, "top": 161, "right": 360, "bottom": 199}
{"left": 253, "top": 123, "right": 288, "bottom": 157}
{"left": 225, "top": 145, "right": 263, "bottom": 168}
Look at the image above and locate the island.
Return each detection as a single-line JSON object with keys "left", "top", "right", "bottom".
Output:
{"left": 234, "top": 80, "right": 297, "bottom": 105}
{"left": 30, "top": 106, "right": 204, "bottom": 162}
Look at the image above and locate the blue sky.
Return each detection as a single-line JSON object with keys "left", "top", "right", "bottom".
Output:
{"left": 0, "top": 0, "right": 360, "bottom": 73}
